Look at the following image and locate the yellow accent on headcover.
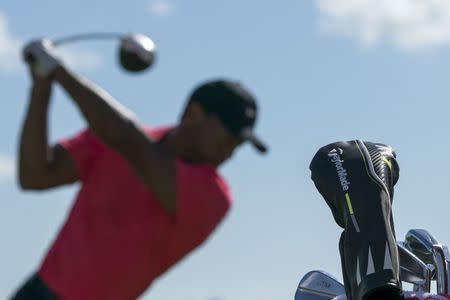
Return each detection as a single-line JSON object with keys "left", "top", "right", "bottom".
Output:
{"left": 345, "top": 193, "right": 354, "bottom": 215}
{"left": 382, "top": 157, "right": 392, "bottom": 170}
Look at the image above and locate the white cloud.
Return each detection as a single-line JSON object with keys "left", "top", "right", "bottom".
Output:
{"left": 149, "top": 0, "right": 175, "bottom": 17}
{"left": 0, "top": 11, "right": 101, "bottom": 72}
{"left": 316, "top": 0, "right": 450, "bottom": 50}
{"left": 0, "top": 154, "right": 15, "bottom": 183}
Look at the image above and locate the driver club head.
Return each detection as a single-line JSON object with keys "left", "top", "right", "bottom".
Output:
{"left": 119, "top": 33, "right": 156, "bottom": 72}
{"left": 295, "top": 270, "right": 345, "bottom": 300}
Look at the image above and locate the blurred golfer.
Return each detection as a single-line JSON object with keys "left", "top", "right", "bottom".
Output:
{"left": 12, "top": 39, "right": 267, "bottom": 300}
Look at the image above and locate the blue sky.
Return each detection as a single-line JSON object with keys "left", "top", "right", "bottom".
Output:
{"left": 1, "top": 0, "right": 450, "bottom": 299}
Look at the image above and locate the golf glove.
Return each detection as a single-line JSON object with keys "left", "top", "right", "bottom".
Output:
{"left": 23, "top": 39, "right": 61, "bottom": 78}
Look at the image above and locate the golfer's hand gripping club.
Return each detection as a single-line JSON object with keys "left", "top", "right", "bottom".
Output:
{"left": 23, "top": 39, "right": 61, "bottom": 78}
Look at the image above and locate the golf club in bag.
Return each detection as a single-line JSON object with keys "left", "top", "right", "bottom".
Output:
{"left": 295, "top": 229, "right": 450, "bottom": 300}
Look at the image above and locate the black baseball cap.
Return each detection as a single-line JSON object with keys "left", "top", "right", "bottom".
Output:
{"left": 189, "top": 79, "right": 268, "bottom": 154}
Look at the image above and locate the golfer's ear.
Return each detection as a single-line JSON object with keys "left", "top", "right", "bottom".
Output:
{"left": 182, "top": 101, "right": 207, "bottom": 124}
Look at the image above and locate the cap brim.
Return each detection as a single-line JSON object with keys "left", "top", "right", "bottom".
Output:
{"left": 241, "top": 129, "right": 268, "bottom": 154}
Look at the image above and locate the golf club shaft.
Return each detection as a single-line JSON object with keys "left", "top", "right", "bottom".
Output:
{"left": 404, "top": 230, "right": 449, "bottom": 294}
{"left": 398, "top": 242, "right": 432, "bottom": 292}
{"left": 433, "top": 245, "right": 450, "bottom": 294}
{"left": 52, "top": 32, "right": 124, "bottom": 47}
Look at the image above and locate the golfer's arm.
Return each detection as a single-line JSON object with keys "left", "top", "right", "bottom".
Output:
{"left": 19, "top": 80, "right": 79, "bottom": 190}
{"left": 54, "top": 66, "right": 176, "bottom": 214}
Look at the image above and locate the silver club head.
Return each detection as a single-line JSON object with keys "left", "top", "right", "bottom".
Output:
{"left": 119, "top": 34, "right": 156, "bottom": 72}
{"left": 404, "top": 229, "right": 450, "bottom": 294}
{"left": 397, "top": 242, "right": 433, "bottom": 292}
{"left": 404, "top": 229, "right": 439, "bottom": 266}
{"left": 295, "top": 270, "right": 345, "bottom": 300}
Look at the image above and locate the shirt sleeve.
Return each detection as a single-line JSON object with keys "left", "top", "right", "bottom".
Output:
{"left": 58, "top": 129, "right": 105, "bottom": 181}
{"left": 175, "top": 160, "right": 232, "bottom": 235}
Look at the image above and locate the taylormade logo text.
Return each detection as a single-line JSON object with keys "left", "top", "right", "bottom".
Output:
{"left": 328, "top": 148, "right": 351, "bottom": 191}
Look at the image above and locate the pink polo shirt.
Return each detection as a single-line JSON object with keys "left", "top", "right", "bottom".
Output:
{"left": 38, "top": 127, "right": 232, "bottom": 300}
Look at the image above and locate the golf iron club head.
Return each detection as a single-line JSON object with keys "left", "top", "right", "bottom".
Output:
{"left": 403, "top": 229, "right": 450, "bottom": 294}
{"left": 295, "top": 270, "right": 345, "bottom": 300}
{"left": 405, "top": 229, "right": 439, "bottom": 267}
{"left": 398, "top": 242, "right": 433, "bottom": 292}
